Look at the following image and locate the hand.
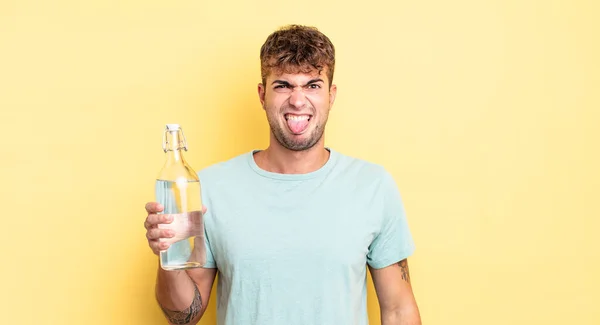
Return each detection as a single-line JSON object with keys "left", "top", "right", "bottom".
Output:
{"left": 144, "top": 202, "right": 207, "bottom": 255}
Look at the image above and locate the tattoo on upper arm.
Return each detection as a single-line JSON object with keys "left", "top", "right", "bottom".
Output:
{"left": 397, "top": 259, "right": 411, "bottom": 283}
{"left": 159, "top": 284, "right": 202, "bottom": 325}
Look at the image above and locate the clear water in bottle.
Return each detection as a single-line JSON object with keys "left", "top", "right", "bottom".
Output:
{"left": 155, "top": 179, "right": 205, "bottom": 270}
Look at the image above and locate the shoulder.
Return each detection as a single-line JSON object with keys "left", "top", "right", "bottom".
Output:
{"left": 197, "top": 151, "right": 252, "bottom": 184}
{"left": 331, "top": 149, "right": 395, "bottom": 185}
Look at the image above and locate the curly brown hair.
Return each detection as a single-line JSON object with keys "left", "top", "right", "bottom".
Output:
{"left": 260, "top": 25, "right": 335, "bottom": 87}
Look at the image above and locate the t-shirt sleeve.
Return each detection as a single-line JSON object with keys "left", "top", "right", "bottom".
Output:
{"left": 199, "top": 175, "right": 217, "bottom": 269}
{"left": 201, "top": 223, "right": 217, "bottom": 269}
{"left": 367, "top": 170, "right": 416, "bottom": 269}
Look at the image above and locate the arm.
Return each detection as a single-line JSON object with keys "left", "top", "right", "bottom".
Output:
{"left": 145, "top": 202, "right": 217, "bottom": 325}
{"left": 155, "top": 266, "right": 217, "bottom": 325}
{"left": 369, "top": 259, "right": 421, "bottom": 325}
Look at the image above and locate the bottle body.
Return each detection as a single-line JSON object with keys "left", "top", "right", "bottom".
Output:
{"left": 155, "top": 124, "right": 206, "bottom": 270}
{"left": 155, "top": 178, "right": 205, "bottom": 270}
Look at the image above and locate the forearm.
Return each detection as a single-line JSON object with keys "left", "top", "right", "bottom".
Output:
{"left": 155, "top": 266, "right": 202, "bottom": 325}
{"left": 381, "top": 306, "right": 422, "bottom": 325}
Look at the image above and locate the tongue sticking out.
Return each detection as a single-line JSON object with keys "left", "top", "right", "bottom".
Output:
{"left": 286, "top": 116, "right": 310, "bottom": 134}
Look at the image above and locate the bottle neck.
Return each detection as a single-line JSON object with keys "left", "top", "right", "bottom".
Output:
{"left": 163, "top": 129, "right": 188, "bottom": 164}
{"left": 165, "top": 148, "right": 184, "bottom": 162}
{"left": 158, "top": 125, "right": 199, "bottom": 182}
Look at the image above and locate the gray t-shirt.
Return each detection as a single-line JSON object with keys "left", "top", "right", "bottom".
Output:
{"left": 198, "top": 148, "right": 415, "bottom": 325}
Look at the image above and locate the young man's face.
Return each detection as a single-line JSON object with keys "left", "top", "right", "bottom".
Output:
{"left": 258, "top": 67, "right": 337, "bottom": 152}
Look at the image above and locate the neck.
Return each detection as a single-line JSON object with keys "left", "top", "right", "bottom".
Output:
{"left": 254, "top": 140, "right": 330, "bottom": 174}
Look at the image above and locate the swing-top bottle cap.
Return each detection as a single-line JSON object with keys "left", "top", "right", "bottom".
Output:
{"left": 162, "top": 124, "right": 187, "bottom": 152}
{"left": 166, "top": 124, "right": 180, "bottom": 131}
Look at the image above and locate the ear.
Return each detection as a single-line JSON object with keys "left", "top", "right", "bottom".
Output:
{"left": 258, "top": 83, "right": 266, "bottom": 109}
{"left": 328, "top": 84, "right": 337, "bottom": 108}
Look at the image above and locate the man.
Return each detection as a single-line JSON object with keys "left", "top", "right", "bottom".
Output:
{"left": 144, "top": 24, "right": 421, "bottom": 325}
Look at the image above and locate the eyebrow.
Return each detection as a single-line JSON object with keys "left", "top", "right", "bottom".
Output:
{"left": 271, "top": 78, "right": 324, "bottom": 86}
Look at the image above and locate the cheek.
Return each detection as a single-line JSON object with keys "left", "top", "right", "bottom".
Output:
{"left": 264, "top": 100, "right": 282, "bottom": 117}
{"left": 307, "top": 94, "right": 329, "bottom": 110}
{"left": 265, "top": 93, "right": 284, "bottom": 109}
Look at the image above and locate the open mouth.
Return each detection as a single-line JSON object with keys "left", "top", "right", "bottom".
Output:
{"left": 285, "top": 113, "right": 312, "bottom": 134}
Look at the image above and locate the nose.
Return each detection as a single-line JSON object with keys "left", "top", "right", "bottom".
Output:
{"left": 288, "top": 86, "right": 307, "bottom": 108}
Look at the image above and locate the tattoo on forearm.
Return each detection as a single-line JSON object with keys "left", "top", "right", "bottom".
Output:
{"left": 398, "top": 259, "right": 411, "bottom": 283}
{"left": 159, "top": 284, "right": 202, "bottom": 324}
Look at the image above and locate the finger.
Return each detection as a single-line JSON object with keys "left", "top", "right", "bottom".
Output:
{"left": 146, "top": 228, "right": 175, "bottom": 241}
{"left": 145, "top": 213, "right": 174, "bottom": 226}
{"left": 202, "top": 205, "right": 207, "bottom": 214}
{"left": 145, "top": 202, "right": 164, "bottom": 214}
{"left": 143, "top": 218, "right": 154, "bottom": 230}
{"left": 149, "top": 240, "right": 170, "bottom": 254}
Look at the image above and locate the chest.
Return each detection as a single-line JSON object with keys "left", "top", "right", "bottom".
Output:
{"left": 206, "top": 183, "right": 382, "bottom": 272}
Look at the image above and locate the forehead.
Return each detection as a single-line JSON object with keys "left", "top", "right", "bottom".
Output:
{"left": 265, "top": 66, "right": 330, "bottom": 84}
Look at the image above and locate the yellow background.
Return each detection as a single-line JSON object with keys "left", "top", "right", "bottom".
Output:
{"left": 1, "top": 0, "right": 598, "bottom": 324}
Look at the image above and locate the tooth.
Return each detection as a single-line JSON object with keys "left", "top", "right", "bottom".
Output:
{"left": 286, "top": 115, "right": 309, "bottom": 121}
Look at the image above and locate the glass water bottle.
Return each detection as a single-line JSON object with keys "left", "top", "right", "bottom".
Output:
{"left": 155, "top": 124, "right": 206, "bottom": 270}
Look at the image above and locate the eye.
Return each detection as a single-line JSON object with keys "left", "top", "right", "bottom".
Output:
{"left": 308, "top": 84, "right": 321, "bottom": 89}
